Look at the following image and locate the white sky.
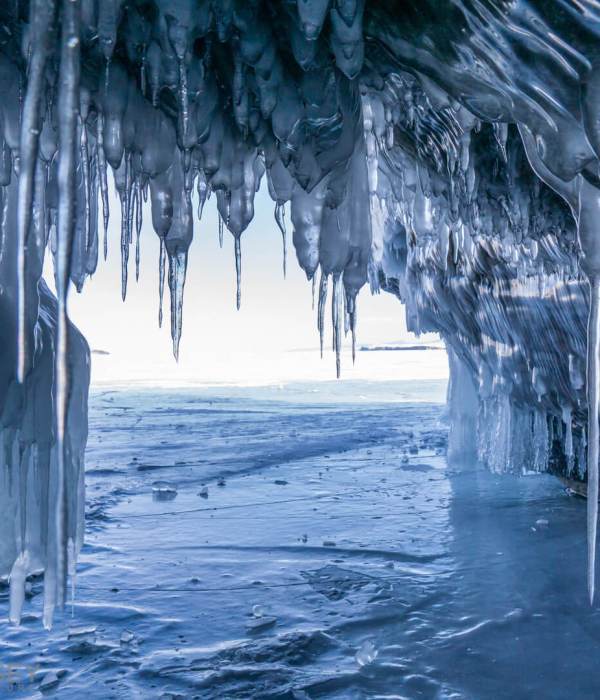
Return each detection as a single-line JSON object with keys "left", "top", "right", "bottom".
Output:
{"left": 49, "top": 183, "right": 448, "bottom": 386}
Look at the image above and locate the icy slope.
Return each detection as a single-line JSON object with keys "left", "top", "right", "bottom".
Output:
{"left": 2, "top": 0, "right": 600, "bottom": 618}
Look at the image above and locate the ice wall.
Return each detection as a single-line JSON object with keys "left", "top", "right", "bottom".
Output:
{"left": 3, "top": 0, "right": 600, "bottom": 617}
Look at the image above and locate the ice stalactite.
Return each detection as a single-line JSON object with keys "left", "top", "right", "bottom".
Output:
{"left": 586, "top": 276, "right": 600, "bottom": 603}
{"left": 7, "top": 0, "right": 600, "bottom": 620}
{"left": 16, "top": 0, "right": 56, "bottom": 384}
{"left": 275, "top": 202, "right": 287, "bottom": 278}
{"left": 50, "top": 0, "right": 81, "bottom": 627}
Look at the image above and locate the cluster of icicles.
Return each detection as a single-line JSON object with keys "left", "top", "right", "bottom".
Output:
{"left": 4, "top": 0, "right": 600, "bottom": 626}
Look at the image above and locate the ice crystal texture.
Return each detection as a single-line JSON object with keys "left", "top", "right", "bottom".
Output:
{"left": 2, "top": 0, "right": 600, "bottom": 621}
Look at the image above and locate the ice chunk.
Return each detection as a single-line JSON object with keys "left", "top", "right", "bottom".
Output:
{"left": 246, "top": 615, "right": 277, "bottom": 633}
{"left": 152, "top": 481, "right": 178, "bottom": 501}
{"left": 355, "top": 640, "right": 378, "bottom": 667}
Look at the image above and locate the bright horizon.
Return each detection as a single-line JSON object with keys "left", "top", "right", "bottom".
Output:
{"left": 46, "top": 181, "right": 448, "bottom": 387}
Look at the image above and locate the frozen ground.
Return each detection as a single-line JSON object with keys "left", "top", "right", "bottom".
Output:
{"left": 1, "top": 379, "right": 600, "bottom": 699}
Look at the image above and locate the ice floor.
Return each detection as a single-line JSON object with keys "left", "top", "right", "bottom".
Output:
{"left": 1, "top": 379, "right": 600, "bottom": 699}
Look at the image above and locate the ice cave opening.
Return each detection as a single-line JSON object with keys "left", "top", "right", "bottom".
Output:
{"left": 3, "top": 0, "right": 600, "bottom": 666}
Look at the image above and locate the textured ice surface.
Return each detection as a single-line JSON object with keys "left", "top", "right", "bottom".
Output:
{"left": 1, "top": 386, "right": 599, "bottom": 699}
{"left": 4, "top": 0, "right": 600, "bottom": 621}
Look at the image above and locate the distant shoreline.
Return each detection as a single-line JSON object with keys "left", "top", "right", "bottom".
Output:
{"left": 359, "top": 345, "right": 443, "bottom": 352}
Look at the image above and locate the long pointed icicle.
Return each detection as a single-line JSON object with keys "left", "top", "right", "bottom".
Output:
{"left": 275, "top": 202, "right": 287, "bottom": 278}
{"left": 120, "top": 156, "right": 131, "bottom": 301}
{"left": 16, "top": 0, "right": 56, "bottom": 383}
{"left": 235, "top": 237, "right": 242, "bottom": 310}
{"left": 135, "top": 180, "right": 142, "bottom": 281}
{"left": 218, "top": 213, "right": 224, "bottom": 248}
{"left": 47, "top": 0, "right": 81, "bottom": 630}
{"left": 80, "top": 115, "right": 91, "bottom": 252}
{"left": 95, "top": 112, "right": 109, "bottom": 259}
{"left": 119, "top": 190, "right": 128, "bottom": 300}
{"left": 168, "top": 250, "right": 188, "bottom": 360}
{"left": 351, "top": 304, "right": 357, "bottom": 364}
{"left": 318, "top": 270, "right": 329, "bottom": 359}
{"left": 158, "top": 239, "right": 166, "bottom": 327}
{"left": 332, "top": 274, "right": 342, "bottom": 378}
{"left": 587, "top": 275, "right": 600, "bottom": 605}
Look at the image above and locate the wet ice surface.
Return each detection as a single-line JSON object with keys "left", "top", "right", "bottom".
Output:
{"left": 1, "top": 379, "right": 600, "bottom": 699}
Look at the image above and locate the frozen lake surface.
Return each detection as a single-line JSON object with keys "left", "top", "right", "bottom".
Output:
{"left": 1, "top": 379, "right": 600, "bottom": 698}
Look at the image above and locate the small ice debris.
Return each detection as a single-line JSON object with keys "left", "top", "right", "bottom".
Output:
{"left": 535, "top": 518, "right": 549, "bottom": 528}
{"left": 246, "top": 615, "right": 277, "bottom": 633}
{"left": 355, "top": 640, "right": 378, "bottom": 667}
{"left": 274, "top": 479, "right": 288, "bottom": 485}
{"left": 401, "top": 455, "right": 409, "bottom": 464}
{"left": 198, "top": 485, "right": 209, "bottom": 498}
{"left": 120, "top": 629, "right": 135, "bottom": 645}
{"left": 217, "top": 476, "right": 226, "bottom": 487}
{"left": 252, "top": 604, "right": 265, "bottom": 618}
{"left": 68, "top": 625, "right": 96, "bottom": 643}
{"left": 323, "top": 540, "right": 337, "bottom": 547}
{"left": 152, "top": 481, "right": 177, "bottom": 501}
{"left": 40, "top": 671, "right": 59, "bottom": 690}
{"left": 301, "top": 534, "right": 308, "bottom": 543}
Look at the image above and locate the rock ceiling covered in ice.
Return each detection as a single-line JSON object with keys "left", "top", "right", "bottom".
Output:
{"left": 3, "top": 0, "right": 600, "bottom": 623}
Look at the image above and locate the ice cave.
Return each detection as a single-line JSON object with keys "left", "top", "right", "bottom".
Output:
{"left": 2, "top": 0, "right": 600, "bottom": 697}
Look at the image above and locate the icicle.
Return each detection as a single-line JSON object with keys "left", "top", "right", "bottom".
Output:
{"left": 158, "top": 238, "right": 165, "bottom": 327}
{"left": 95, "top": 112, "right": 109, "bottom": 259}
{"left": 318, "top": 270, "right": 329, "bottom": 358}
{"left": 9, "top": 550, "right": 30, "bottom": 625}
{"left": 196, "top": 171, "right": 208, "bottom": 219}
{"left": 119, "top": 190, "right": 128, "bottom": 300}
{"left": 312, "top": 274, "right": 317, "bottom": 310}
{"left": 235, "top": 237, "right": 242, "bottom": 310}
{"left": 562, "top": 406, "right": 573, "bottom": 459}
{"left": 349, "top": 296, "right": 358, "bottom": 364}
{"left": 80, "top": 115, "right": 91, "bottom": 252}
{"left": 168, "top": 249, "right": 188, "bottom": 360}
{"left": 332, "top": 274, "right": 342, "bottom": 378}
{"left": 16, "top": 0, "right": 57, "bottom": 383}
{"left": 126, "top": 157, "right": 134, "bottom": 245}
{"left": 275, "top": 202, "right": 287, "bottom": 278}
{"left": 135, "top": 180, "right": 142, "bottom": 281}
{"left": 119, "top": 155, "right": 133, "bottom": 301}
{"left": 47, "top": 0, "right": 81, "bottom": 630}
{"left": 218, "top": 213, "right": 224, "bottom": 248}
{"left": 587, "top": 274, "right": 600, "bottom": 605}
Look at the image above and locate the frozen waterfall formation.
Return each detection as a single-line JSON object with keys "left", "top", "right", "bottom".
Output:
{"left": 2, "top": 0, "right": 600, "bottom": 623}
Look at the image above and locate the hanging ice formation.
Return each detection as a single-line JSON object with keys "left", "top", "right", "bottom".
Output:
{"left": 3, "top": 0, "right": 600, "bottom": 625}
